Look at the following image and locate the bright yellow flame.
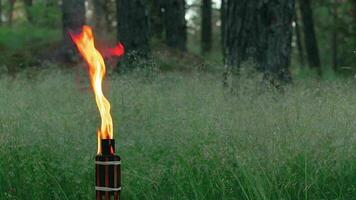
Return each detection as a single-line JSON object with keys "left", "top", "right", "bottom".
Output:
{"left": 70, "top": 26, "right": 113, "bottom": 154}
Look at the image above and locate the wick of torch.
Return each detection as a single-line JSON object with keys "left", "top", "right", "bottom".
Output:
{"left": 70, "top": 25, "right": 124, "bottom": 154}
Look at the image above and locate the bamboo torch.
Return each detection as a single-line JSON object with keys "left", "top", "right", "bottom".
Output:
{"left": 70, "top": 25, "right": 124, "bottom": 200}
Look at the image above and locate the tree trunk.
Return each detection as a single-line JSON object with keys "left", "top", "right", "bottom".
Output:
{"left": 221, "top": 0, "right": 226, "bottom": 48}
{"left": 163, "top": 0, "right": 187, "bottom": 51}
{"left": 62, "top": 0, "right": 85, "bottom": 61}
{"left": 201, "top": 0, "right": 212, "bottom": 54}
{"left": 221, "top": 0, "right": 228, "bottom": 87}
{"left": 116, "top": 0, "right": 150, "bottom": 57}
{"left": 23, "top": 0, "right": 33, "bottom": 23}
{"left": 352, "top": 0, "right": 356, "bottom": 31}
{"left": 0, "top": 0, "right": 2, "bottom": 26}
{"left": 93, "top": 0, "right": 106, "bottom": 30}
{"left": 295, "top": 2, "right": 305, "bottom": 67}
{"left": 223, "top": 0, "right": 294, "bottom": 82}
{"left": 331, "top": 27, "right": 338, "bottom": 72}
{"left": 8, "top": 0, "right": 16, "bottom": 26}
{"left": 104, "top": 1, "right": 114, "bottom": 31}
{"left": 331, "top": 1, "right": 338, "bottom": 72}
{"left": 150, "top": 0, "right": 164, "bottom": 39}
{"left": 299, "top": 0, "right": 321, "bottom": 75}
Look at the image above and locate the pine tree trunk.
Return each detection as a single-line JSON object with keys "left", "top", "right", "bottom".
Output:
{"left": 116, "top": 0, "right": 150, "bottom": 57}
{"left": 299, "top": 0, "right": 321, "bottom": 75}
{"left": 164, "top": 0, "right": 187, "bottom": 51}
{"left": 62, "top": 0, "right": 85, "bottom": 61}
{"left": 223, "top": 0, "right": 294, "bottom": 82}
{"left": 201, "top": 0, "right": 212, "bottom": 54}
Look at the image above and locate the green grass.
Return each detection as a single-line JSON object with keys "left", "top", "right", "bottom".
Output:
{"left": 0, "top": 69, "right": 355, "bottom": 199}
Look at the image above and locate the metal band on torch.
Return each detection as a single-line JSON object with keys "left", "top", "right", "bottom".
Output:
{"left": 95, "top": 186, "right": 122, "bottom": 192}
{"left": 95, "top": 161, "right": 121, "bottom": 165}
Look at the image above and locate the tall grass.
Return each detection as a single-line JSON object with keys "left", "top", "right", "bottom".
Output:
{"left": 0, "top": 69, "right": 355, "bottom": 199}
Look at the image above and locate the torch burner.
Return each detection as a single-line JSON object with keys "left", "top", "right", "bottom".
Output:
{"left": 95, "top": 139, "right": 121, "bottom": 200}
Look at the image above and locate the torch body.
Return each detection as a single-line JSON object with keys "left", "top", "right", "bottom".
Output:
{"left": 96, "top": 139, "right": 121, "bottom": 200}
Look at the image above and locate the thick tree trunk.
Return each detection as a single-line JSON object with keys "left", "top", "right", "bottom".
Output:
{"left": 62, "top": 0, "right": 85, "bottom": 61}
{"left": 223, "top": 0, "right": 294, "bottom": 82}
{"left": 201, "top": 0, "right": 212, "bottom": 54}
{"left": 295, "top": 3, "right": 305, "bottom": 67}
{"left": 299, "top": 0, "right": 321, "bottom": 75}
{"left": 116, "top": 0, "right": 150, "bottom": 57}
{"left": 163, "top": 0, "right": 187, "bottom": 51}
{"left": 23, "top": 0, "right": 33, "bottom": 23}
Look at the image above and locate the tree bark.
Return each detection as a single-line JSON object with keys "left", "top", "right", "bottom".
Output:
{"left": 223, "top": 0, "right": 294, "bottom": 82}
{"left": 299, "top": 0, "right": 321, "bottom": 75}
{"left": 163, "top": 0, "right": 187, "bottom": 51}
{"left": 116, "top": 0, "right": 150, "bottom": 57}
{"left": 201, "top": 0, "right": 212, "bottom": 54}
{"left": 62, "top": 0, "right": 85, "bottom": 61}
{"left": 294, "top": 2, "right": 305, "bottom": 67}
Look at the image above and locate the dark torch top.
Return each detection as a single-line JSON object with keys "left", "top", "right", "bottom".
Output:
{"left": 101, "top": 139, "right": 115, "bottom": 155}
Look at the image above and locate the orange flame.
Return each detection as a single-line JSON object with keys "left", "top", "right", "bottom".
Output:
{"left": 70, "top": 26, "right": 124, "bottom": 154}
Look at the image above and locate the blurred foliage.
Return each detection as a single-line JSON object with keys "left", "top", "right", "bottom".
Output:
{"left": 0, "top": 0, "right": 61, "bottom": 74}
{"left": 27, "top": 1, "right": 61, "bottom": 28}
{"left": 300, "top": 0, "right": 356, "bottom": 75}
{"left": 0, "top": 25, "right": 59, "bottom": 51}
{"left": 0, "top": 25, "right": 60, "bottom": 74}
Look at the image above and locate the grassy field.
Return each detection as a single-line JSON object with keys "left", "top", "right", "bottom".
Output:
{"left": 0, "top": 68, "right": 355, "bottom": 200}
